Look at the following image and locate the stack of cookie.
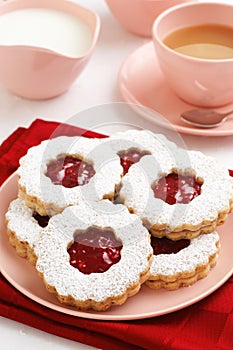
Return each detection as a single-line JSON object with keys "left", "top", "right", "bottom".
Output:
{"left": 5, "top": 130, "right": 233, "bottom": 310}
{"left": 119, "top": 135, "right": 233, "bottom": 290}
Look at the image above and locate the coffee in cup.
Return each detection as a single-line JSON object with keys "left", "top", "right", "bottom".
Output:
{"left": 163, "top": 24, "right": 233, "bottom": 60}
{"left": 152, "top": 2, "right": 233, "bottom": 107}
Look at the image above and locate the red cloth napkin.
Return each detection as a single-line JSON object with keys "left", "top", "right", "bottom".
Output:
{"left": 0, "top": 119, "right": 233, "bottom": 350}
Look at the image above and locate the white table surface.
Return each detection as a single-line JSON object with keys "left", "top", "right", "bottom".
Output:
{"left": 0, "top": 0, "right": 233, "bottom": 349}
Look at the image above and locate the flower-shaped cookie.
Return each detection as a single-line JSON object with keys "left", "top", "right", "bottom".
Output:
{"left": 146, "top": 232, "right": 220, "bottom": 290}
{"left": 34, "top": 200, "right": 153, "bottom": 311}
{"left": 105, "top": 129, "right": 177, "bottom": 175}
{"left": 5, "top": 198, "right": 51, "bottom": 265}
{"left": 120, "top": 149, "right": 233, "bottom": 240}
{"left": 17, "top": 136, "right": 122, "bottom": 215}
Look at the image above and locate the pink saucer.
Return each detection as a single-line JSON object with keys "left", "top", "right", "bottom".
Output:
{"left": 119, "top": 42, "right": 233, "bottom": 137}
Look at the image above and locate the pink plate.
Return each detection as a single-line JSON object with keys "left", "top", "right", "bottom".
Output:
{"left": 1, "top": 173, "right": 233, "bottom": 320}
{"left": 119, "top": 42, "right": 233, "bottom": 137}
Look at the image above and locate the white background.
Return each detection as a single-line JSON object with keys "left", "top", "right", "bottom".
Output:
{"left": 0, "top": 0, "right": 233, "bottom": 349}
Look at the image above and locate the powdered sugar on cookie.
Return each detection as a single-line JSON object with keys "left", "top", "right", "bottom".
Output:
{"left": 5, "top": 198, "right": 49, "bottom": 263}
{"left": 105, "top": 129, "right": 177, "bottom": 175}
{"left": 17, "top": 136, "right": 123, "bottom": 215}
{"left": 34, "top": 200, "right": 153, "bottom": 311}
{"left": 120, "top": 148, "right": 233, "bottom": 238}
{"left": 150, "top": 232, "right": 219, "bottom": 277}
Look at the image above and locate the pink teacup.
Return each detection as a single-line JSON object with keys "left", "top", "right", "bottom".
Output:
{"left": 0, "top": 0, "right": 100, "bottom": 100}
{"left": 105, "top": 0, "right": 193, "bottom": 37}
{"left": 152, "top": 1, "right": 233, "bottom": 107}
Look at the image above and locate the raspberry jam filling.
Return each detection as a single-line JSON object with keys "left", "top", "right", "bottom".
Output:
{"left": 32, "top": 212, "right": 50, "bottom": 228}
{"left": 118, "top": 148, "right": 151, "bottom": 175}
{"left": 67, "top": 227, "right": 123, "bottom": 274}
{"left": 152, "top": 173, "right": 203, "bottom": 205}
{"left": 151, "top": 236, "right": 190, "bottom": 255}
{"left": 46, "top": 155, "right": 95, "bottom": 188}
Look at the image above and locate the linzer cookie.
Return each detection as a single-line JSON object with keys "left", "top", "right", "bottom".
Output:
{"left": 120, "top": 149, "right": 233, "bottom": 240}
{"left": 5, "top": 198, "right": 51, "bottom": 265}
{"left": 146, "top": 232, "right": 220, "bottom": 290}
{"left": 34, "top": 200, "right": 153, "bottom": 311}
{"left": 17, "top": 136, "right": 122, "bottom": 216}
{"left": 106, "top": 129, "right": 177, "bottom": 175}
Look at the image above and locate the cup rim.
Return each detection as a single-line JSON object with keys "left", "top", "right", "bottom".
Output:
{"left": 152, "top": 1, "right": 233, "bottom": 63}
